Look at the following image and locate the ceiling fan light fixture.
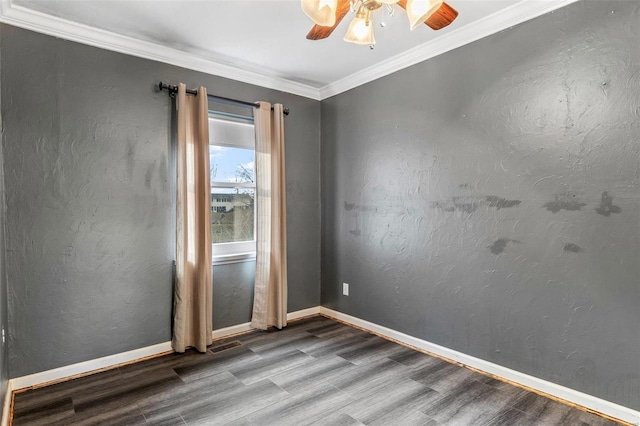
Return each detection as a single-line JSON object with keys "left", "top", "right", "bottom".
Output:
{"left": 301, "top": 0, "right": 338, "bottom": 27}
{"left": 406, "top": 0, "right": 443, "bottom": 30}
{"left": 343, "top": 9, "right": 376, "bottom": 46}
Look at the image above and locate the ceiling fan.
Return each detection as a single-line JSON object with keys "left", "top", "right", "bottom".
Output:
{"left": 302, "top": 0, "right": 458, "bottom": 48}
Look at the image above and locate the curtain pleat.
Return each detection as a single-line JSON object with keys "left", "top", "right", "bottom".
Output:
{"left": 251, "top": 102, "right": 288, "bottom": 330}
{"left": 172, "top": 83, "right": 213, "bottom": 352}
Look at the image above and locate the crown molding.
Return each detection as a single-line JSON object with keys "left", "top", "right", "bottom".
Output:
{"left": 0, "top": 0, "right": 580, "bottom": 102}
{"left": 319, "top": 0, "right": 581, "bottom": 99}
{"left": 0, "top": 0, "right": 323, "bottom": 101}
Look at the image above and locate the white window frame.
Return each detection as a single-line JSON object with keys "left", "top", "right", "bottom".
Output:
{"left": 209, "top": 113, "right": 256, "bottom": 265}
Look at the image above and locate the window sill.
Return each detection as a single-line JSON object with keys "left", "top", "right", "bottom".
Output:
{"left": 212, "top": 252, "right": 256, "bottom": 266}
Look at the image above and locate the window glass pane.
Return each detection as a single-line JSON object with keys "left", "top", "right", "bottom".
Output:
{"left": 210, "top": 188, "right": 255, "bottom": 244}
{"left": 210, "top": 145, "right": 255, "bottom": 184}
{"left": 209, "top": 118, "right": 254, "bottom": 150}
{"left": 209, "top": 115, "right": 256, "bottom": 254}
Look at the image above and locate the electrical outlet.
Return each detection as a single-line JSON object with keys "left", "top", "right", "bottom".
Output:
{"left": 343, "top": 283, "right": 349, "bottom": 296}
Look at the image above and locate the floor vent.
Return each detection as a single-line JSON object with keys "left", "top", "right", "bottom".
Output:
{"left": 210, "top": 341, "right": 242, "bottom": 354}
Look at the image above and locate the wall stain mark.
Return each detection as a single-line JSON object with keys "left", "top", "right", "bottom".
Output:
{"left": 563, "top": 243, "right": 583, "bottom": 253}
{"left": 543, "top": 194, "right": 586, "bottom": 213}
{"left": 431, "top": 195, "right": 521, "bottom": 214}
{"left": 159, "top": 154, "right": 168, "bottom": 192}
{"left": 431, "top": 197, "right": 481, "bottom": 213}
{"left": 485, "top": 196, "right": 521, "bottom": 210}
{"left": 144, "top": 161, "right": 156, "bottom": 189}
{"left": 488, "top": 238, "right": 521, "bottom": 255}
{"left": 594, "top": 192, "right": 621, "bottom": 217}
{"left": 125, "top": 142, "right": 136, "bottom": 180}
{"left": 349, "top": 229, "right": 361, "bottom": 237}
{"left": 343, "top": 202, "right": 378, "bottom": 213}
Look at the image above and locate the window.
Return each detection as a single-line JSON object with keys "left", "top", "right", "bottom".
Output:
{"left": 209, "top": 114, "right": 256, "bottom": 261}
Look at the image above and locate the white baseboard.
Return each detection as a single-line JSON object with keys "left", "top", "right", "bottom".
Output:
{"left": 211, "top": 322, "right": 254, "bottom": 340}
{"left": 320, "top": 307, "right": 639, "bottom": 426}
{"left": 286, "top": 306, "right": 321, "bottom": 321}
{"left": 9, "top": 306, "right": 633, "bottom": 424}
{"left": 9, "top": 307, "right": 322, "bottom": 392}
{"left": 1, "top": 380, "right": 12, "bottom": 426}
{"left": 211, "top": 306, "right": 320, "bottom": 339}
{"left": 10, "top": 341, "right": 174, "bottom": 391}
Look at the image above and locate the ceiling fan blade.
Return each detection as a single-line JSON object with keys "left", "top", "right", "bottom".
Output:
{"left": 306, "top": 0, "right": 352, "bottom": 40}
{"left": 396, "top": 1, "right": 459, "bottom": 31}
{"left": 425, "top": 2, "right": 458, "bottom": 30}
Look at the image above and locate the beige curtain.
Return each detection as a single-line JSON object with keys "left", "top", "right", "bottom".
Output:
{"left": 172, "top": 83, "right": 213, "bottom": 353}
{"left": 251, "top": 102, "right": 288, "bottom": 330}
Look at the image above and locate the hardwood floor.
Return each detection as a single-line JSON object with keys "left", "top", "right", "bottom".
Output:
{"left": 11, "top": 316, "right": 621, "bottom": 426}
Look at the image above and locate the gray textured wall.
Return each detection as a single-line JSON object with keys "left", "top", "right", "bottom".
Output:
{"left": 0, "top": 24, "right": 8, "bottom": 416}
{"left": 213, "top": 261, "right": 256, "bottom": 329}
{"left": 321, "top": 0, "right": 639, "bottom": 410}
{"left": 0, "top": 24, "right": 321, "bottom": 378}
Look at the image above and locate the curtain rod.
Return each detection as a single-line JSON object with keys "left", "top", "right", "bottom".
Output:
{"left": 158, "top": 82, "right": 290, "bottom": 116}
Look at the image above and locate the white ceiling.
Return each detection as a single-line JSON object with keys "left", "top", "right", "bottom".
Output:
{"left": 1, "top": 0, "right": 579, "bottom": 99}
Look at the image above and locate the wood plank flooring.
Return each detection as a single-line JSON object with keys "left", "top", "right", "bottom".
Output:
{"left": 11, "top": 316, "right": 621, "bottom": 426}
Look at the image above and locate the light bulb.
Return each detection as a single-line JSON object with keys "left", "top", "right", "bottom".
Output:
{"left": 353, "top": 20, "right": 369, "bottom": 38}
{"left": 301, "top": 0, "right": 338, "bottom": 27}
{"left": 406, "top": 0, "right": 442, "bottom": 30}
{"left": 344, "top": 11, "right": 376, "bottom": 46}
